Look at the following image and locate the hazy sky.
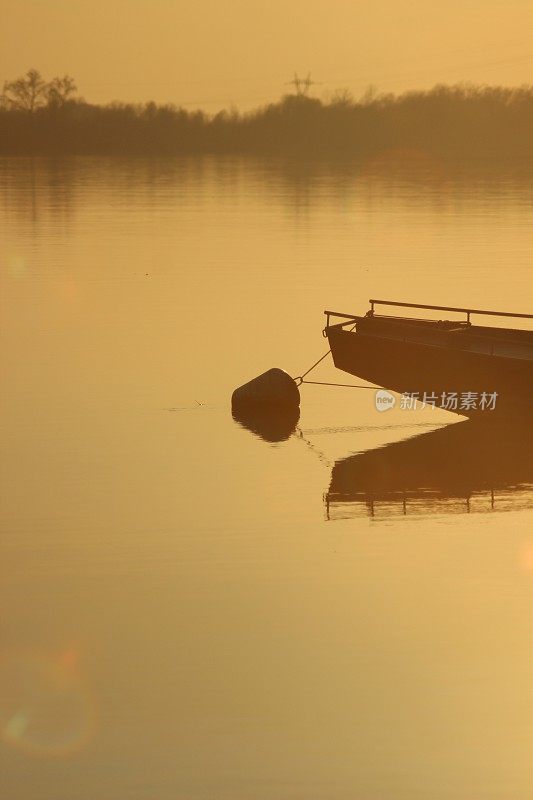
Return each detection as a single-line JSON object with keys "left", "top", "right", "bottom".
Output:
{"left": 2, "top": 0, "right": 533, "bottom": 111}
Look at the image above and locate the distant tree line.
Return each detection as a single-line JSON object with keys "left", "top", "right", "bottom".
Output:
{"left": 1, "top": 69, "right": 77, "bottom": 112}
{"left": 1, "top": 69, "right": 533, "bottom": 159}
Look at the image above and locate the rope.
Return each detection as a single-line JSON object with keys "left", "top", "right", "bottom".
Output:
{"left": 293, "top": 327, "right": 376, "bottom": 391}
{"left": 293, "top": 348, "right": 332, "bottom": 384}
{"left": 293, "top": 322, "right": 360, "bottom": 386}
{"left": 299, "top": 380, "right": 377, "bottom": 389}
{"left": 294, "top": 428, "right": 333, "bottom": 467}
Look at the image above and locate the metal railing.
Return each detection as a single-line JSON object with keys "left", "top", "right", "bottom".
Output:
{"left": 323, "top": 305, "right": 533, "bottom": 361}
{"left": 368, "top": 299, "right": 533, "bottom": 324}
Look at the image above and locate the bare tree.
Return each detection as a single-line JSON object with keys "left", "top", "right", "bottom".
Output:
{"left": 46, "top": 74, "right": 77, "bottom": 108}
{"left": 330, "top": 88, "right": 354, "bottom": 107}
{"left": 1, "top": 69, "right": 48, "bottom": 112}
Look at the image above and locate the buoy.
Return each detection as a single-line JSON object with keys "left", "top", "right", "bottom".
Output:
{"left": 231, "top": 368, "right": 300, "bottom": 412}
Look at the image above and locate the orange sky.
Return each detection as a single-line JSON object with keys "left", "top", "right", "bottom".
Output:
{"left": 2, "top": 0, "right": 533, "bottom": 111}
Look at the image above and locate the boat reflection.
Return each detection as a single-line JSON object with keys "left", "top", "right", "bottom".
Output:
{"left": 326, "top": 419, "right": 533, "bottom": 519}
{"left": 232, "top": 406, "right": 300, "bottom": 442}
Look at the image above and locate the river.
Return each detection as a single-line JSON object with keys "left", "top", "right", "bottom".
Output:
{"left": 1, "top": 155, "right": 533, "bottom": 799}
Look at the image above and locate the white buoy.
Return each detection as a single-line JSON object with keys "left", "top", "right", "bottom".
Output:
{"left": 232, "top": 368, "right": 300, "bottom": 411}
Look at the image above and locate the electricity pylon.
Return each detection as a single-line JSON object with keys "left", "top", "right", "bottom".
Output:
{"left": 286, "top": 72, "right": 320, "bottom": 96}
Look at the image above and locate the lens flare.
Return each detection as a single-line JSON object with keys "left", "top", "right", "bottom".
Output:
{"left": 0, "top": 650, "right": 96, "bottom": 757}
{"left": 520, "top": 542, "right": 533, "bottom": 573}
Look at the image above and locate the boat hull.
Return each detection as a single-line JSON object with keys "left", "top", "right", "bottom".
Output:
{"left": 327, "top": 325, "right": 533, "bottom": 417}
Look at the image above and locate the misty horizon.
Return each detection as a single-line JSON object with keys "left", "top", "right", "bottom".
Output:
{"left": 3, "top": 1, "right": 533, "bottom": 109}
{"left": 3, "top": 3, "right": 533, "bottom": 798}
{"left": 2, "top": 69, "right": 533, "bottom": 160}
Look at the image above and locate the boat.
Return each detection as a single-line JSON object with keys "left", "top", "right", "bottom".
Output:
{"left": 324, "top": 299, "right": 533, "bottom": 417}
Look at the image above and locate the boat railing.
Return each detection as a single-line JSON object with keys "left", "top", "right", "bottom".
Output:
{"left": 367, "top": 299, "right": 533, "bottom": 324}
{"left": 324, "top": 304, "right": 533, "bottom": 361}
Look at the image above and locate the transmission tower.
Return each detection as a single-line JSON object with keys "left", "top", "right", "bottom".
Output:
{"left": 286, "top": 72, "right": 320, "bottom": 96}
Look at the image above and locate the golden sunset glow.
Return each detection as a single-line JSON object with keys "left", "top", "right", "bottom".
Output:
{"left": 1, "top": 3, "right": 533, "bottom": 799}
{"left": 2, "top": 1, "right": 533, "bottom": 109}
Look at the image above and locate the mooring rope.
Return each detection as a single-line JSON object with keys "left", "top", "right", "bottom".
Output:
{"left": 294, "top": 428, "right": 333, "bottom": 467}
{"left": 293, "top": 339, "right": 377, "bottom": 391}
{"left": 299, "top": 380, "right": 378, "bottom": 389}
{"left": 293, "top": 348, "right": 332, "bottom": 384}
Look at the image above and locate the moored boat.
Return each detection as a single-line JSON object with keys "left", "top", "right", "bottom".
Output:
{"left": 325, "top": 299, "right": 533, "bottom": 417}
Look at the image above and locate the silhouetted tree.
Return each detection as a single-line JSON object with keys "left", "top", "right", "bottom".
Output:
{"left": 1, "top": 69, "right": 48, "bottom": 112}
{"left": 1, "top": 74, "right": 533, "bottom": 159}
{"left": 46, "top": 75, "right": 77, "bottom": 108}
{"left": 329, "top": 88, "right": 354, "bottom": 107}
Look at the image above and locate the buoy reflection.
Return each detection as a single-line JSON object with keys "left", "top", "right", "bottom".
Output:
{"left": 232, "top": 405, "right": 300, "bottom": 442}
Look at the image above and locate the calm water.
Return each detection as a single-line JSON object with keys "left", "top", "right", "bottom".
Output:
{"left": 1, "top": 156, "right": 533, "bottom": 799}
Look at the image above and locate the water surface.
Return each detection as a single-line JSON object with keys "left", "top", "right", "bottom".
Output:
{"left": 1, "top": 156, "right": 533, "bottom": 799}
